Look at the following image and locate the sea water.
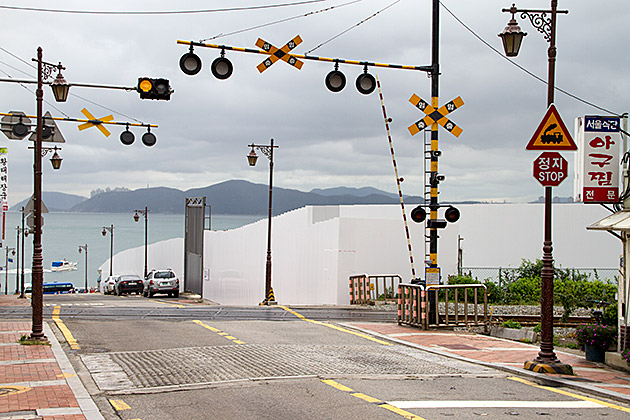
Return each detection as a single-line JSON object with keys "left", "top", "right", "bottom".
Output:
{"left": 1, "top": 212, "right": 262, "bottom": 293}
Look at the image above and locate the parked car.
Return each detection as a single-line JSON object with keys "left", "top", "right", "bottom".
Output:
{"left": 103, "top": 276, "right": 119, "bottom": 295}
{"left": 114, "top": 274, "right": 144, "bottom": 296}
{"left": 143, "top": 269, "right": 180, "bottom": 298}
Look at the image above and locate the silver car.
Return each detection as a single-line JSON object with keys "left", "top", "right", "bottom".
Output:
{"left": 103, "top": 275, "right": 119, "bottom": 295}
{"left": 143, "top": 269, "right": 180, "bottom": 298}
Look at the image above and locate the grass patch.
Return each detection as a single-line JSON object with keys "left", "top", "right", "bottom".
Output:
{"left": 18, "top": 335, "right": 50, "bottom": 346}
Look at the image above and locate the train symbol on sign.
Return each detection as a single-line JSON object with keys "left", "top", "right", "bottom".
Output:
{"left": 541, "top": 123, "right": 563, "bottom": 144}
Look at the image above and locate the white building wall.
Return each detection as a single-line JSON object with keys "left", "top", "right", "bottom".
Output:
{"left": 100, "top": 203, "right": 621, "bottom": 305}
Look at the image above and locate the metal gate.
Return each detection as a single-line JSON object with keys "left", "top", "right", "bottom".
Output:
{"left": 184, "top": 197, "right": 207, "bottom": 296}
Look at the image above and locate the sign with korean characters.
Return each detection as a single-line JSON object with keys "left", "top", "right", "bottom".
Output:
{"left": 533, "top": 152, "right": 568, "bottom": 187}
{"left": 0, "top": 148, "right": 6, "bottom": 245}
{"left": 581, "top": 116, "right": 620, "bottom": 203}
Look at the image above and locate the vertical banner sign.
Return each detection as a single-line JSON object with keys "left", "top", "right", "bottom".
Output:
{"left": 582, "top": 116, "right": 620, "bottom": 203}
{"left": 0, "top": 148, "right": 7, "bottom": 245}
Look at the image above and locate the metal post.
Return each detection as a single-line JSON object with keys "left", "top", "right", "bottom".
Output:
{"left": 110, "top": 226, "right": 113, "bottom": 276}
{"left": 19, "top": 207, "right": 25, "bottom": 298}
{"left": 265, "top": 138, "right": 274, "bottom": 303}
{"left": 144, "top": 207, "right": 148, "bottom": 278}
{"left": 537, "top": 0, "right": 559, "bottom": 366}
{"left": 425, "top": 0, "right": 440, "bottom": 325}
{"left": 79, "top": 244, "right": 88, "bottom": 291}
{"left": 30, "top": 47, "right": 45, "bottom": 341}
{"left": 14, "top": 225, "right": 19, "bottom": 294}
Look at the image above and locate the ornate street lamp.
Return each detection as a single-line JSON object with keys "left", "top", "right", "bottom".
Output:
{"left": 78, "top": 244, "right": 88, "bottom": 292}
{"left": 499, "top": 1, "right": 572, "bottom": 375}
{"left": 133, "top": 207, "right": 149, "bottom": 278}
{"left": 102, "top": 224, "right": 114, "bottom": 276}
{"left": 28, "top": 47, "right": 68, "bottom": 342}
{"left": 247, "top": 139, "right": 279, "bottom": 305}
{"left": 498, "top": 4, "right": 527, "bottom": 57}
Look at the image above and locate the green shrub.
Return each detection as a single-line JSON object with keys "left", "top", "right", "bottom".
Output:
{"left": 533, "top": 323, "right": 541, "bottom": 333}
{"left": 574, "top": 323, "right": 617, "bottom": 351}
{"left": 504, "top": 277, "right": 540, "bottom": 305}
{"left": 501, "top": 319, "right": 522, "bottom": 329}
{"left": 604, "top": 303, "right": 617, "bottom": 326}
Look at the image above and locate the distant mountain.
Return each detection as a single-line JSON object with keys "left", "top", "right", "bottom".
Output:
{"left": 60, "top": 180, "right": 425, "bottom": 215}
{"left": 11, "top": 192, "right": 87, "bottom": 212}
{"left": 310, "top": 186, "right": 398, "bottom": 199}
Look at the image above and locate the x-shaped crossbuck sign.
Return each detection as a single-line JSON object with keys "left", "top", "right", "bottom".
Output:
{"left": 408, "top": 94, "right": 464, "bottom": 138}
{"left": 77, "top": 108, "right": 113, "bottom": 137}
{"left": 255, "top": 35, "right": 304, "bottom": 73}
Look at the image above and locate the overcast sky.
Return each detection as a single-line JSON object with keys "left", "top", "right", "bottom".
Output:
{"left": 0, "top": 0, "right": 627, "bottom": 206}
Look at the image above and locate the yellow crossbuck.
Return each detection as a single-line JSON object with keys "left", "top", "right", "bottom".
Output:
{"left": 78, "top": 108, "right": 113, "bottom": 137}
{"left": 408, "top": 94, "right": 464, "bottom": 137}
{"left": 255, "top": 35, "right": 303, "bottom": 73}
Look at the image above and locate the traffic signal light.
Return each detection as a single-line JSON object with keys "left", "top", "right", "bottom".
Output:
{"left": 410, "top": 206, "right": 426, "bottom": 223}
{"left": 137, "top": 78, "right": 171, "bottom": 100}
{"left": 445, "top": 206, "right": 460, "bottom": 223}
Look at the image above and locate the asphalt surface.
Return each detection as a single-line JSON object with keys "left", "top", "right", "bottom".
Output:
{"left": 5, "top": 293, "right": 630, "bottom": 419}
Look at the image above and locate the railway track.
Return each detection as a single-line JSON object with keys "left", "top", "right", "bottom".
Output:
{"left": 490, "top": 313, "right": 593, "bottom": 327}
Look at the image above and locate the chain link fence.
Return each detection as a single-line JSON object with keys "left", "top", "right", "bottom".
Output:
{"left": 460, "top": 267, "right": 619, "bottom": 287}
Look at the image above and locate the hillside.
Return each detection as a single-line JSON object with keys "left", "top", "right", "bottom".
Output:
{"left": 63, "top": 180, "right": 424, "bottom": 215}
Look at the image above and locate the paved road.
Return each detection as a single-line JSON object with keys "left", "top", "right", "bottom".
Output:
{"left": 7, "top": 293, "right": 630, "bottom": 419}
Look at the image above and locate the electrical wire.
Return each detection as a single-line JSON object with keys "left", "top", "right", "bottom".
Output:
{"left": 0, "top": 1, "right": 325, "bottom": 15}
{"left": 0, "top": 47, "right": 143, "bottom": 123}
{"left": 305, "top": 0, "right": 401, "bottom": 54}
{"left": 439, "top": 1, "right": 621, "bottom": 117}
{"left": 201, "top": 0, "right": 363, "bottom": 42}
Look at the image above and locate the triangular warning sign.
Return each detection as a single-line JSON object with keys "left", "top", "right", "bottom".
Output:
{"left": 28, "top": 111, "right": 65, "bottom": 143}
{"left": 526, "top": 104, "right": 576, "bottom": 151}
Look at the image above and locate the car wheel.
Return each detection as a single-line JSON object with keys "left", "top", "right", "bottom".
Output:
{"left": 143, "top": 290, "right": 148, "bottom": 297}
{"left": 148, "top": 290, "right": 154, "bottom": 298}
{"left": 167, "top": 292, "right": 172, "bottom": 297}
{"left": 174, "top": 291, "right": 180, "bottom": 298}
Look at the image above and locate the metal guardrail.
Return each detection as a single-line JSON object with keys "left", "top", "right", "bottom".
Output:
{"left": 349, "top": 274, "right": 402, "bottom": 304}
{"left": 349, "top": 274, "right": 370, "bottom": 304}
{"left": 397, "top": 283, "right": 488, "bottom": 331}
{"left": 397, "top": 283, "right": 426, "bottom": 329}
{"left": 426, "top": 284, "right": 488, "bottom": 332}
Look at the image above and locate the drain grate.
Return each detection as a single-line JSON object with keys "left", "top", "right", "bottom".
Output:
{"left": 83, "top": 343, "right": 492, "bottom": 391}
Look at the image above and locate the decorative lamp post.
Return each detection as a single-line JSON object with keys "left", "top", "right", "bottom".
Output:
{"left": 78, "top": 244, "right": 88, "bottom": 292}
{"left": 133, "top": 207, "right": 149, "bottom": 278}
{"left": 4, "top": 247, "right": 15, "bottom": 295}
{"left": 29, "top": 47, "right": 69, "bottom": 342}
{"left": 247, "top": 139, "right": 279, "bottom": 305}
{"left": 102, "top": 225, "right": 114, "bottom": 276}
{"left": 499, "top": 1, "right": 572, "bottom": 374}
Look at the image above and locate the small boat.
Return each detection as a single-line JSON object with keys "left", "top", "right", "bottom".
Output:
{"left": 51, "top": 259, "right": 78, "bottom": 272}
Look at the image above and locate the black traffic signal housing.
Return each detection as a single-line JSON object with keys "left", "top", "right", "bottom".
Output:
{"left": 410, "top": 206, "right": 426, "bottom": 223}
{"left": 137, "top": 78, "right": 171, "bottom": 100}
{"left": 445, "top": 206, "right": 460, "bottom": 223}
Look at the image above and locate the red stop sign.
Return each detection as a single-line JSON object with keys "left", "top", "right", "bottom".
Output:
{"left": 533, "top": 152, "right": 568, "bottom": 187}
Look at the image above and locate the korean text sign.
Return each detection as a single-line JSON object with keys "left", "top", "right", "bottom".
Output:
{"left": 582, "top": 116, "right": 620, "bottom": 203}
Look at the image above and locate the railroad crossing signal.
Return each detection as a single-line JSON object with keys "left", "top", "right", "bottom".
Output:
{"left": 137, "top": 77, "right": 172, "bottom": 100}
{"left": 255, "top": 35, "right": 304, "bottom": 73}
{"left": 408, "top": 94, "right": 464, "bottom": 137}
{"left": 526, "top": 104, "right": 576, "bottom": 150}
{"left": 77, "top": 108, "right": 113, "bottom": 137}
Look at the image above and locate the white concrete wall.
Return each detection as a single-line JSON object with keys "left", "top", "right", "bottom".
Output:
{"left": 100, "top": 203, "right": 621, "bottom": 306}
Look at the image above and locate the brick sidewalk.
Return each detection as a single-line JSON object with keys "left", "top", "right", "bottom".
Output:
{"left": 348, "top": 322, "right": 630, "bottom": 404}
{"left": 0, "top": 296, "right": 103, "bottom": 420}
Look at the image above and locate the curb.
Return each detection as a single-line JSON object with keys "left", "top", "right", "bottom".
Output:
{"left": 340, "top": 323, "right": 630, "bottom": 406}
{"left": 45, "top": 322, "right": 105, "bottom": 420}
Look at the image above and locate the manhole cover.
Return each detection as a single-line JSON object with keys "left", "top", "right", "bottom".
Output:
{"left": 0, "top": 385, "right": 30, "bottom": 396}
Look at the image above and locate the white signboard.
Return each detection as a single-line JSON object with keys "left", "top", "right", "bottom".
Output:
{"left": 0, "top": 148, "right": 7, "bottom": 246}
{"left": 574, "top": 116, "right": 621, "bottom": 203}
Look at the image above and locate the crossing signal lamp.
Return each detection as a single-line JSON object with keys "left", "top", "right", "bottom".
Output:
{"left": 137, "top": 77, "right": 172, "bottom": 100}
{"left": 410, "top": 206, "right": 426, "bottom": 223}
{"left": 445, "top": 206, "right": 460, "bottom": 223}
{"left": 180, "top": 46, "right": 203, "bottom": 75}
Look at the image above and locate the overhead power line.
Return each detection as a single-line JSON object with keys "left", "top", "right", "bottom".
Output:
{"left": 0, "top": 1, "right": 325, "bottom": 15}
{"left": 439, "top": 1, "right": 621, "bottom": 116}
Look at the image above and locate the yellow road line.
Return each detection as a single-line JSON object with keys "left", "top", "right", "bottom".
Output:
{"left": 156, "top": 300, "right": 185, "bottom": 308}
{"left": 278, "top": 305, "right": 392, "bottom": 346}
{"left": 508, "top": 376, "right": 630, "bottom": 413}
{"left": 192, "top": 320, "right": 246, "bottom": 344}
{"left": 322, "top": 379, "right": 427, "bottom": 420}
{"left": 109, "top": 399, "right": 131, "bottom": 411}
{"left": 52, "top": 306, "right": 80, "bottom": 350}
